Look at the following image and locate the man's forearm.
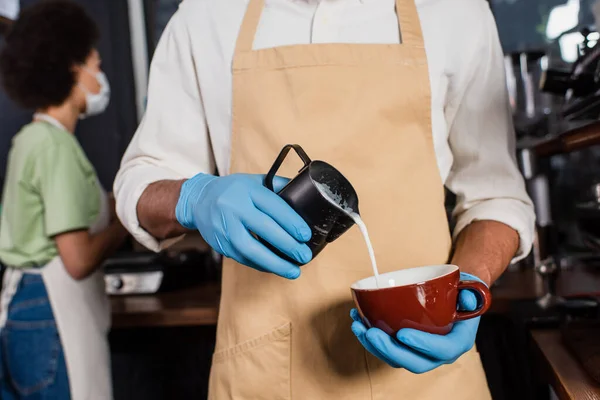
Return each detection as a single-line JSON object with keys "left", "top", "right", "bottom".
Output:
{"left": 450, "top": 220, "right": 520, "bottom": 286}
{"left": 137, "top": 180, "right": 191, "bottom": 240}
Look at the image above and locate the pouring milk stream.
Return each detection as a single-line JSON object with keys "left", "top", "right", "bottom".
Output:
{"left": 314, "top": 181, "right": 381, "bottom": 288}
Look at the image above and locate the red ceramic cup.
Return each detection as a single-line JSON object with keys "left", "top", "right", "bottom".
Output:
{"left": 350, "top": 264, "right": 491, "bottom": 336}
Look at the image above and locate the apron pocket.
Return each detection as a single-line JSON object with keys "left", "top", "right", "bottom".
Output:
{"left": 210, "top": 322, "right": 291, "bottom": 400}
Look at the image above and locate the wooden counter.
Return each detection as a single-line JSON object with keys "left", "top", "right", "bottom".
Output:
{"left": 108, "top": 263, "right": 600, "bottom": 398}
{"left": 106, "top": 268, "right": 553, "bottom": 328}
{"left": 110, "top": 282, "right": 220, "bottom": 328}
{"left": 109, "top": 265, "right": 600, "bottom": 327}
{"left": 110, "top": 234, "right": 220, "bottom": 328}
{"left": 532, "top": 330, "right": 600, "bottom": 400}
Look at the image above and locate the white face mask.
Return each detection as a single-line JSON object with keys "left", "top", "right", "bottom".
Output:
{"left": 79, "top": 67, "right": 110, "bottom": 119}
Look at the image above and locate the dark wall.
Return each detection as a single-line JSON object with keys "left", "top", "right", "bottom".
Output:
{"left": 0, "top": 0, "right": 138, "bottom": 191}
{"left": 0, "top": 80, "right": 30, "bottom": 187}
{"left": 0, "top": 0, "right": 33, "bottom": 187}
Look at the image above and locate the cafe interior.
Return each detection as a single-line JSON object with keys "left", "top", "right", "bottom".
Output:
{"left": 2, "top": 0, "right": 600, "bottom": 399}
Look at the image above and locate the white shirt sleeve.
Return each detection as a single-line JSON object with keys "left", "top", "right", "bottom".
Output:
{"left": 444, "top": 2, "right": 535, "bottom": 262}
{"left": 0, "top": 0, "right": 19, "bottom": 19}
{"left": 114, "top": 8, "right": 215, "bottom": 252}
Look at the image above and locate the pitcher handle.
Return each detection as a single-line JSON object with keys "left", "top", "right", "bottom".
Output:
{"left": 264, "top": 144, "right": 312, "bottom": 191}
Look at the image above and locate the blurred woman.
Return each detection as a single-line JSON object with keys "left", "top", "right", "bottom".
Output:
{"left": 0, "top": 2, "right": 128, "bottom": 398}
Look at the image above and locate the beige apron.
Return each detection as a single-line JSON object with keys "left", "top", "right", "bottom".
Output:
{"left": 208, "top": 0, "right": 491, "bottom": 398}
{"left": 0, "top": 119, "right": 112, "bottom": 399}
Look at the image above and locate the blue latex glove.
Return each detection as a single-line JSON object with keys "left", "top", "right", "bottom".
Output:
{"left": 175, "top": 173, "right": 313, "bottom": 279}
{"left": 350, "top": 272, "right": 486, "bottom": 374}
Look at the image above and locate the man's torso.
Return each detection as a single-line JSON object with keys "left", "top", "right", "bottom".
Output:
{"left": 168, "top": 0, "right": 488, "bottom": 178}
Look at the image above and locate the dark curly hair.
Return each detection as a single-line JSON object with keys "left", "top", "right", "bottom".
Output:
{"left": 0, "top": 1, "right": 99, "bottom": 110}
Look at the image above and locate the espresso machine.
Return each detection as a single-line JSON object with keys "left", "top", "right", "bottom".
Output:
{"left": 507, "top": 27, "right": 600, "bottom": 384}
{"left": 511, "top": 27, "right": 600, "bottom": 311}
{"left": 102, "top": 236, "right": 221, "bottom": 295}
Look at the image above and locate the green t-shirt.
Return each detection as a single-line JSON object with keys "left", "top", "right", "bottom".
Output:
{"left": 0, "top": 121, "right": 100, "bottom": 268}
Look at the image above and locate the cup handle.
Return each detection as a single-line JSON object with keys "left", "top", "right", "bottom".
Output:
{"left": 264, "top": 144, "right": 312, "bottom": 191}
{"left": 453, "top": 281, "right": 492, "bottom": 322}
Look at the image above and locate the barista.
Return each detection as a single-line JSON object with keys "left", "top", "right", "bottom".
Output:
{"left": 115, "top": 0, "right": 535, "bottom": 398}
{"left": 0, "top": 2, "right": 128, "bottom": 398}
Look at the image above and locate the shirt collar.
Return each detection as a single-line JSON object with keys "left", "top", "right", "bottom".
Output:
{"left": 290, "top": 0, "right": 367, "bottom": 4}
{"left": 244, "top": 0, "right": 369, "bottom": 8}
{"left": 33, "top": 113, "right": 68, "bottom": 132}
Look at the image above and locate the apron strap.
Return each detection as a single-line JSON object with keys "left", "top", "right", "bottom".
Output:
{"left": 395, "top": 0, "right": 425, "bottom": 48}
{"left": 235, "top": 0, "right": 265, "bottom": 54}
{"left": 235, "top": 0, "right": 425, "bottom": 55}
{"left": 0, "top": 268, "right": 24, "bottom": 331}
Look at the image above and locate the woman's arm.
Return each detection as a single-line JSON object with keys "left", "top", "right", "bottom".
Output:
{"left": 34, "top": 142, "right": 130, "bottom": 279}
{"left": 54, "top": 220, "right": 128, "bottom": 280}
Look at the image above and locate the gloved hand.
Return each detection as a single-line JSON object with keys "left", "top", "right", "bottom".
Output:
{"left": 350, "top": 272, "right": 485, "bottom": 374}
{"left": 175, "top": 173, "right": 312, "bottom": 279}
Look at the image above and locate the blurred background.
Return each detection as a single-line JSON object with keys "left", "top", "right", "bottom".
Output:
{"left": 3, "top": 0, "right": 600, "bottom": 399}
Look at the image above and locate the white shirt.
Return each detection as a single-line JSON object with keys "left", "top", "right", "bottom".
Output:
{"left": 114, "top": 0, "right": 535, "bottom": 260}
